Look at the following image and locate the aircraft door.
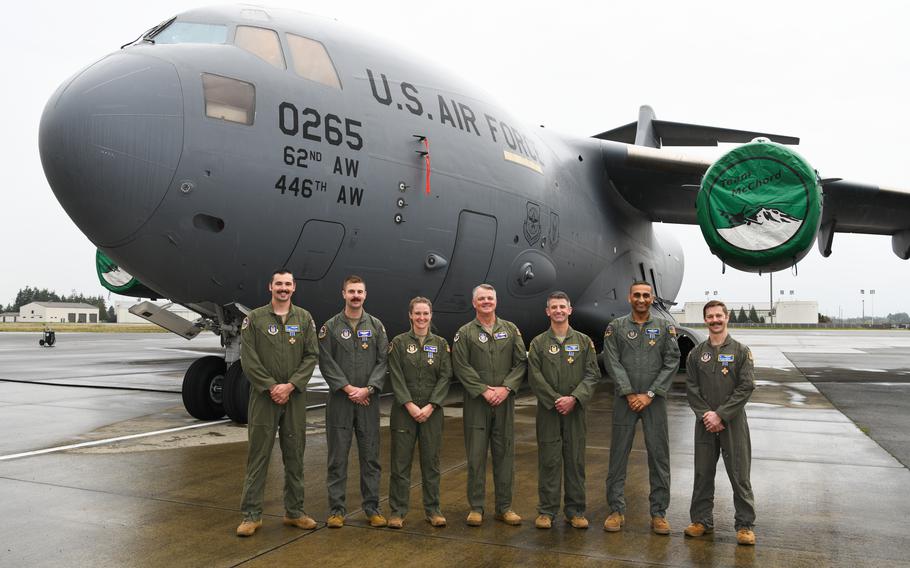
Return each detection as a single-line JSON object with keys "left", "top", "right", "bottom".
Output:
{"left": 433, "top": 211, "right": 497, "bottom": 313}
{"left": 283, "top": 220, "right": 345, "bottom": 281}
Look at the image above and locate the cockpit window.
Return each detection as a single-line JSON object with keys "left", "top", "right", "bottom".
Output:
{"left": 235, "top": 26, "right": 285, "bottom": 69}
{"left": 286, "top": 34, "right": 342, "bottom": 89}
{"left": 154, "top": 22, "right": 228, "bottom": 44}
{"left": 202, "top": 74, "right": 255, "bottom": 125}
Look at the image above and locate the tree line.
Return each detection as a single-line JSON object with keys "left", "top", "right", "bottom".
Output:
{"left": 3, "top": 286, "right": 115, "bottom": 322}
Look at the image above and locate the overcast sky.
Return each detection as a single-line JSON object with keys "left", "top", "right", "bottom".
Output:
{"left": 5, "top": 1, "right": 909, "bottom": 318}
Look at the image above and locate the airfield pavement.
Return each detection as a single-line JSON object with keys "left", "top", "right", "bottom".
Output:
{"left": 1, "top": 329, "right": 909, "bottom": 567}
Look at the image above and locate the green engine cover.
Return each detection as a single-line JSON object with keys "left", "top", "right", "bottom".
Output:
{"left": 696, "top": 140, "right": 821, "bottom": 272}
{"left": 96, "top": 249, "right": 159, "bottom": 298}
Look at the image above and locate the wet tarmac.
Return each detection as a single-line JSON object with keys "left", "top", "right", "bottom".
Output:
{"left": 1, "top": 329, "right": 910, "bottom": 567}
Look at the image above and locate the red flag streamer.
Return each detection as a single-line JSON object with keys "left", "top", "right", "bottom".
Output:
{"left": 423, "top": 137, "right": 431, "bottom": 194}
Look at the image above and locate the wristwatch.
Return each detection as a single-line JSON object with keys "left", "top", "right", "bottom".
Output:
{"left": 367, "top": 385, "right": 376, "bottom": 394}
{"left": 646, "top": 390, "right": 655, "bottom": 399}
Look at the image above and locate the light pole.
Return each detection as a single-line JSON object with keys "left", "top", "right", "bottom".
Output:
{"left": 871, "top": 289, "right": 876, "bottom": 326}
{"left": 860, "top": 289, "right": 865, "bottom": 326}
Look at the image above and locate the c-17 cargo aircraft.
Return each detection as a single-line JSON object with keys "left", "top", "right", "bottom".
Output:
{"left": 39, "top": 5, "right": 910, "bottom": 423}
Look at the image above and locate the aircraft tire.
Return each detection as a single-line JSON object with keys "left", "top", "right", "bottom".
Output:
{"left": 39, "top": 339, "right": 45, "bottom": 346}
{"left": 182, "top": 356, "right": 226, "bottom": 420}
{"left": 223, "top": 361, "right": 249, "bottom": 424}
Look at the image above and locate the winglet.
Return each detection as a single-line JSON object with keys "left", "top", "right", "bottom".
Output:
{"left": 593, "top": 106, "right": 799, "bottom": 148}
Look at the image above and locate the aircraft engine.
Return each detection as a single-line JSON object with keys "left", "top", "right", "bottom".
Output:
{"left": 696, "top": 140, "right": 822, "bottom": 273}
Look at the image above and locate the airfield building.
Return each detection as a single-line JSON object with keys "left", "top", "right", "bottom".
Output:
{"left": 1, "top": 312, "right": 19, "bottom": 323}
{"left": 673, "top": 300, "right": 819, "bottom": 324}
{"left": 18, "top": 302, "right": 99, "bottom": 323}
{"left": 114, "top": 301, "right": 198, "bottom": 324}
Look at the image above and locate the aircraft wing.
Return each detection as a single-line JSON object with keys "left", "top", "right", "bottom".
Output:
{"left": 600, "top": 141, "right": 910, "bottom": 260}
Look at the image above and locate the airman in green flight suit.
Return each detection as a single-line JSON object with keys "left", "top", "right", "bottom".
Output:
{"left": 452, "top": 284, "right": 527, "bottom": 527}
{"left": 527, "top": 291, "right": 601, "bottom": 530}
{"left": 602, "top": 281, "right": 680, "bottom": 535}
{"left": 386, "top": 296, "right": 452, "bottom": 529}
{"left": 236, "top": 269, "right": 319, "bottom": 537}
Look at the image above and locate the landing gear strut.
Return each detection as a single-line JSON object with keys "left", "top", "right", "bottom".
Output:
{"left": 182, "top": 356, "right": 226, "bottom": 420}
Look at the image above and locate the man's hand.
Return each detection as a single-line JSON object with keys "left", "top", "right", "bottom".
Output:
{"left": 269, "top": 383, "right": 295, "bottom": 405}
{"left": 554, "top": 395, "right": 577, "bottom": 415}
{"left": 405, "top": 401, "right": 423, "bottom": 421}
{"left": 345, "top": 385, "right": 371, "bottom": 406}
{"left": 483, "top": 385, "right": 510, "bottom": 406}
{"left": 627, "top": 393, "right": 652, "bottom": 413}
{"left": 702, "top": 410, "right": 725, "bottom": 432}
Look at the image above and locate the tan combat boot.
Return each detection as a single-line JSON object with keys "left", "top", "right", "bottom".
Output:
{"left": 236, "top": 519, "right": 262, "bottom": 537}
{"left": 466, "top": 511, "right": 483, "bottom": 526}
{"left": 326, "top": 514, "right": 345, "bottom": 528}
{"left": 650, "top": 516, "right": 671, "bottom": 535}
{"left": 535, "top": 515, "right": 552, "bottom": 529}
{"left": 603, "top": 512, "right": 625, "bottom": 532}
{"left": 737, "top": 528, "right": 756, "bottom": 545}
{"left": 684, "top": 522, "right": 713, "bottom": 537}
{"left": 567, "top": 516, "right": 589, "bottom": 529}
{"left": 494, "top": 510, "right": 522, "bottom": 525}
{"left": 283, "top": 515, "right": 317, "bottom": 530}
{"left": 426, "top": 513, "right": 447, "bottom": 527}
{"left": 368, "top": 513, "right": 388, "bottom": 527}
{"left": 387, "top": 516, "right": 403, "bottom": 529}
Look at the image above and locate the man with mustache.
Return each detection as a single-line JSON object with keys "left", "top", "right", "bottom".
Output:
{"left": 236, "top": 269, "right": 319, "bottom": 537}
{"left": 319, "top": 275, "right": 389, "bottom": 528}
{"left": 684, "top": 300, "right": 756, "bottom": 546}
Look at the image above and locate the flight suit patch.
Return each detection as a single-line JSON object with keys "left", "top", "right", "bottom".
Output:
{"left": 548, "top": 344, "right": 559, "bottom": 354}
{"left": 407, "top": 343, "right": 418, "bottom": 354}
{"left": 318, "top": 325, "right": 327, "bottom": 339}
{"left": 605, "top": 325, "right": 613, "bottom": 337}
{"left": 646, "top": 328, "right": 659, "bottom": 346}
{"left": 453, "top": 332, "right": 460, "bottom": 343}
{"left": 267, "top": 323, "right": 278, "bottom": 335}
{"left": 478, "top": 332, "right": 489, "bottom": 343}
{"left": 494, "top": 331, "right": 508, "bottom": 340}
{"left": 627, "top": 330, "right": 638, "bottom": 340}
{"left": 700, "top": 351, "right": 712, "bottom": 363}
{"left": 241, "top": 317, "right": 249, "bottom": 330}
{"left": 340, "top": 328, "right": 352, "bottom": 340}
{"left": 668, "top": 325, "right": 677, "bottom": 337}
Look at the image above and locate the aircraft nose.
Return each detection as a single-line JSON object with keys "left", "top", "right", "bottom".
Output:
{"left": 40, "top": 51, "right": 183, "bottom": 246}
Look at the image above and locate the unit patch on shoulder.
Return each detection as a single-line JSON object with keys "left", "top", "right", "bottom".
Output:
{"left": 668, "top": 325, "right": 677, "bottom": 337}
{"left": 318, "top": 325, "right": 327, "bottom": 339}
{"left": 241, "top": 317, "right": 249, "bottom": 331}
{"left": 454, "top": 332, "right": 460, "bottom": 343}
{"left": 605, "top": 325, "right": 613, "bottom": 337}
